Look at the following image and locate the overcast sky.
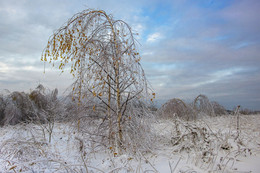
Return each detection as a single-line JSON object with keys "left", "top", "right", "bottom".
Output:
{"left": 0, "top": 0, "right": 259, "bottom": 110}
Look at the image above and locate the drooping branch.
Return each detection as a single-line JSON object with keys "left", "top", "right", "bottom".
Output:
{"left": 42, "top": 9, "right": 153, "bottom": 151}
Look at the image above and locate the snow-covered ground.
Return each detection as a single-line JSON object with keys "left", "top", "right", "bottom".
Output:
{"left": 0, "top": 115, "right": 260, "bottom": 172}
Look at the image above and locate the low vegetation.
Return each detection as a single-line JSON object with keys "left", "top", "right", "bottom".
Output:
{"left": 0, "top": 86, "right": 259, "bottom": 172}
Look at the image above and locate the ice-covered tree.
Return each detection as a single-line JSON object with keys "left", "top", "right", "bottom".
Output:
{"left": 42, "top": 9, "right": 153, "bottom": 150}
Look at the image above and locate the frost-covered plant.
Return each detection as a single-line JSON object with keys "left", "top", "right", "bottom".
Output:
{"left": 0, "top": 95, "right": 6, "bottom": 126}
{"left": 159, "top": 95, "right": 226, "bottom": 121}
{"left": 72, "top": 98, "right": 157, "bottom": 156}
{"left": 3, "top": 91, "right": 36, "bottom": 125}
{"left": 170, "top": 119, "right": 220, "bottom": 170}
{"left": 158, "top": 98, "right": 196, "bottom": 120}
{"left": 123, "top": 100, "right": 156, "bottom": 154}
{"left": 0, "top": 84, "right": 64, "bottom": 131}
{"left": 168, "top": 114, "right": 256, "bottom": 172}
{"left": 193, "top": 94, "right": 215, "bottom": 117}
{"left": 30, "top": 84, "right": 64, "bottom": 143}
{"left": 211, "top": 101, "right": 227, "bottom": 115}
{"left": 42, "top": 9, "right": 154, "bottom": 151}
{"left": 63, "top": 91, "right": 107, "bottom": 122}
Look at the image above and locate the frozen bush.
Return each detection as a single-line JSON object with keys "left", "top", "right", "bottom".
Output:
{"left": 29, "top": 86, "right": 48, "bottom": 110}
{"left": 158, "top": 98, "right": 196, "bottom": 120}
{"left": 123, "top": 100, "right": 156, "bottom": 154}
{"left": 0, "top": 85, "right": 64, "bottom": 126}
{"left": 74, "top": 98, "right": 157, "bottom": 155}
{"left": 211, "top": 101, "right": 227, "bottom": 115}
{"left": 3, "top": 91, "right": 35, "bottom": 125}
{"left": 193, "top": 94, "right": 215, "bottom": 117}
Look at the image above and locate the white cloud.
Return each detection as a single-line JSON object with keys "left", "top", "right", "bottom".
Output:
{"left": 0, "top": 62, "right": 9, "bottom": 73}
{"left": 147, "top": 32, "right": 162, "bottom": 43}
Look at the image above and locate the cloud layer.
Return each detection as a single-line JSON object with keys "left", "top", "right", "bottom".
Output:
{"left": 0, "top": 0, "right": 259, "bottom": 110}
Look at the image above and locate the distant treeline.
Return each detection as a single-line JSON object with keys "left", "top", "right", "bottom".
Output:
{"left": 226, "top": 109, "right": 260, "bottom": 115}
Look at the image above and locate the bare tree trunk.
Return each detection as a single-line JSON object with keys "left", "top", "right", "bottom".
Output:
{"left": 115, "top": 61, "right": 123, "bottom": 150}
{"left": 107, "top": 75, "right": 112, "bottom": 146}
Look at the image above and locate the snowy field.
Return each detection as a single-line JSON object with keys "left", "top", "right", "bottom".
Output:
{"left": 1, "top": 114, "right": 260, "bottom": 172}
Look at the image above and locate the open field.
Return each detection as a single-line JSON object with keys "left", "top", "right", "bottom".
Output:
{"left": 1, "top": 114, "right": 259, "bottom": 172}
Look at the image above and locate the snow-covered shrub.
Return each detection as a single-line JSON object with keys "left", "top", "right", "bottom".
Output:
{"left": 63, "top": 90, "right": 108, "bottom": 122}
{"left": 71, "top": 97, "right": 157, "bottom": 156}
{"left": 169, "top": 119, "right": 221, "bottom": 170}
{"left": 168, "top": 114, "right": 257, "bottom": 172}
{"left": 211, "top": 101, "right": 227, "bottom": 115}
{"left": 123, "top": 100, "right": 157, "bottom": 154}
{"left": 193, "top": 94, "right": 215, "bottom": 117}
{"left": 0, "top": 85, "right": 64, "bottom": 127}
{"left": 158, "top": 98, "right": 196, "bottom": 120}
{"left": 158, "top": 95, "right": 227, "bottom": 121}
{"left": 30, "top": 85, "right": 63, "bottom": 120}
{"left": 29, "top": 84, "right": 48, "bottom": 110}
{"left": 3, "top": 91, "right": 36, "bottom": 125}
{"left": 171, "top": 119, "right": 216, "bottom": 153}
{"left": 30, "top": 85, "right": 65, "bottom": 143}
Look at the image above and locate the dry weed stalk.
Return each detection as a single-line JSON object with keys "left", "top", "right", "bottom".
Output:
{"left": 234, "top": 105, "right": 241, "bottom": 140}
